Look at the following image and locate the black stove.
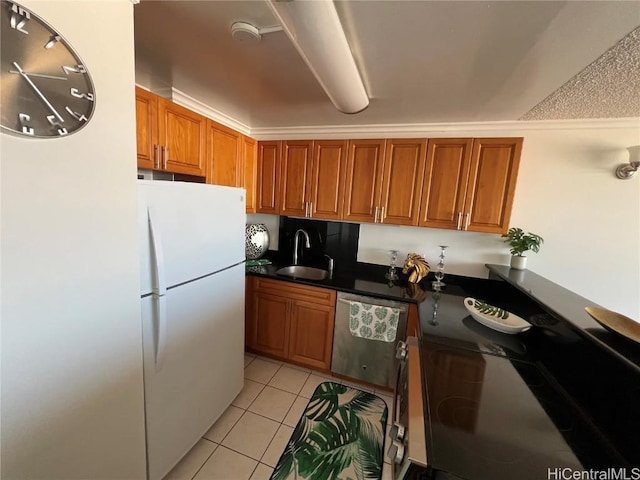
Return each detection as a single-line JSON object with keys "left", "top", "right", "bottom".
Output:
{"left": 415, "top": 288, "right": 640, "bottom": 480}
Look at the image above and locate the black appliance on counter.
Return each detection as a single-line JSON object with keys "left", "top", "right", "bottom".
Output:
{"left": 391, "top": 286, "right": 640, "bottom": 480}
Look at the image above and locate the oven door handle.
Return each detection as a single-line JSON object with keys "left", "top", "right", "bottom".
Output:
{"left": 392, "top": 341, "right": 407, "bottom": 421}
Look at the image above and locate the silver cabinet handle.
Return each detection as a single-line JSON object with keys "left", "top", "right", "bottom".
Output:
{"left": 374, "top": 206, "right": 379, "bottom": 223}
{"left": 308, "top": 202, "right": 313, "bottom": 218}
{"left": 162, "top": 145, "right": 168, "bottom": 169}
{"left": 456, "top": 212, "right": 463, "bottom": 230}
{"left": 380, "top": 206, "right": 386, "bottom": 223}
{"left": 303, "top": 201, "right": 307, "bottom": 217}
{"left": 464, "top": 212, "right": 470, "bottom": 230}
{"left": 153, "top": 144, "right": 160, "bottom": 169}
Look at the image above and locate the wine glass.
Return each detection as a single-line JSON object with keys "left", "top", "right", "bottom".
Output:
{"left": 431, "top": 245, "right": 448, "bottom": 290}
{"left": 385, "top": 249, "right": 399, "bottom": 282}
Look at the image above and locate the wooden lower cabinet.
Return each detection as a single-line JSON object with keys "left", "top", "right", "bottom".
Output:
{"left": 251, "top": 292, "right": 289, "bottom": 358}
{"left": 288, "top": 300, "right": 335, "bottom": 370}
{"left": 246, "top": 277, "right": 336, "bottom": 370}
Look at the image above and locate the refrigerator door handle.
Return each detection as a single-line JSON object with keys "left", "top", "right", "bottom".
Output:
{"left": 153, "top": 294, "right": 168, "bottom": 367}
{"left": 147, "top": 206, "right": 167, "bottom": 296}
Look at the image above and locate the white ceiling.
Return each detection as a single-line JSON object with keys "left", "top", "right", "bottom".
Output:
{"left": 133, "top": 1, "right": 640, "bottom": 129}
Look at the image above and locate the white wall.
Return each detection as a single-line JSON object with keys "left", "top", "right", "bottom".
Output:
{"left": 1, "top": 2, "right": 146, "bottom": 479}
{"left": 358, "top": 125, "right": 640, "bottom": 321}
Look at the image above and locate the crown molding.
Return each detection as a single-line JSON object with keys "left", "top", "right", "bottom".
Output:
{"left": 132, "top": 85, "right": 638, "bottom": 139}
{"left": 249, "top": 118, "right": 640, "bottom": 140}
{"left": 170, "top": 88, "right": 251, "bottom": 136}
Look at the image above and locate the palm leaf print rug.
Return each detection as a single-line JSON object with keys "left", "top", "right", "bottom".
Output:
{"left": 270, "top": 381, "right": 388, "bottom": 480}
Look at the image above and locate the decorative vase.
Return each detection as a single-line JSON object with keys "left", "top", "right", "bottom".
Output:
{"left": 510, "top": 255, "right": 527, "bottom": 270}
{"left": 245, "top": 224, "right": 270, "bottom": 259}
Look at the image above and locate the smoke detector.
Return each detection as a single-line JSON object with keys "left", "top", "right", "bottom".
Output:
{"left": 231, "top": 22, "right": 262, "bottom": 44}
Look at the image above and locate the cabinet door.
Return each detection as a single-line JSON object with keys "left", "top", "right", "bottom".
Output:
{"left": 380, "top": 139, "right": 427, "bottom": 226}
{"left": 158, "top": 99, "right": 206, "bottom": 176}
{"left": 243, "top": 136, "right": 258, "bottom": 214}
{"left": 464, "top": 138, "right": 522, "bottom": 234}
{"left": 206, "top": 120, "right": 242, "bottom": 186}
{"left": 251, "top": 292, "right": 289, "bottom": 358}
{"left": 310, "top": 140, "right": 348, "bottom": 220}
{"left": 419, "top": 139, "right": 473, "bottom": 229}
{"left": 245, "top": 277, "right": 254, "bottom": 349}
{"left": 280, "top": 140, "right": 313, "bottom": 217}
{"left": 135, "top": 87, "right": 158, "bottom": 170}
{"left": 257, "top": 141, "right": 281, "bottom": 214}
{"left": 288, "top": 300, "right": 335, "bottom": 370}
{"left": 343, "top": 139, "right": 386, "bottom": 223}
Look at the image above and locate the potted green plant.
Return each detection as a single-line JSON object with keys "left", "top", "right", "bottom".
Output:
{"left": 502, "top": 227, "right": 544, "bottom": 270}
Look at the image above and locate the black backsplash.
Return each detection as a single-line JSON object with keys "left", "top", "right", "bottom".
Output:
{"left": 278, "top": 217, "right": 359, "bottom": 273}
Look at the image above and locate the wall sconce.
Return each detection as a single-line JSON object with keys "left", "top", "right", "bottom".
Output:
{"left": 615, "top": 145, "right": 640, "bottom": 179}
{"left": 265, "top": 0, "right": 369, "bottom": 114}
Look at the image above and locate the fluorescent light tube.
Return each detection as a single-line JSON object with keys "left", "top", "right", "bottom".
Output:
{"left": 266, "top": 0, "right": 369, "bottom": 114}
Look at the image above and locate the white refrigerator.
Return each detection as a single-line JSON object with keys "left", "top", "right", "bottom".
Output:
{"left": 138, "top": 180, "right": 246, "bottom": 480}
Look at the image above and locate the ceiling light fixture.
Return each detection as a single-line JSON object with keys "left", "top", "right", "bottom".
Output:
{"left": 615, "top": 145, "right": 640, "bottom": 179}
{"left": 265, "top": 0, "right": 369, "bottom": 114}
{"left": 230, "top": 21, "right": 283, "bottom": 44}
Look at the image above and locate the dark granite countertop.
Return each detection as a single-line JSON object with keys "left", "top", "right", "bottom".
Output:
{"left": 486, "top": 264, "right": 640, "bottom": 372}
{"left": 246, "top": 258, "right": 420, "bottom": 303}
{"left": 245, "top": 256, "right": 640, "bottom": 372}
{"left": 245, "top": 252, "right": 492, "bottom": 303}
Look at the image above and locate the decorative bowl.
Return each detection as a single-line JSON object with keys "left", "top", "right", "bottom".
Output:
{"left": 585, "top": 307, "right": 640, "bottom": 344}
{"left": 245, "top": 224, "right": 270, "bottom": 259}
{"left": 463, "top": 297, "right": 531, "bottom": 334}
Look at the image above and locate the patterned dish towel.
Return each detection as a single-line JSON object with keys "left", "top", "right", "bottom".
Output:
{"left": 348, "top": 301, "right": 399, "bottom": 342}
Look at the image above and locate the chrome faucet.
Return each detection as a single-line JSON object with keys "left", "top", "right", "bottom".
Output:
{"left": 293, "top": 229, "right": 311, "bottom": 265}
{"left": 324, "top": 254, "right": 334, "bottom": 277}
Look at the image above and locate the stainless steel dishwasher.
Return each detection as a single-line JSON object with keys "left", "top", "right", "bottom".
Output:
{"left": 331, "top": 292, "right": 408, "bottom": 388}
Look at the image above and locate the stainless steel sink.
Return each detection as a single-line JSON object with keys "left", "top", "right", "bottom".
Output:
{"left": 275, "top": 266, "right": 330, "bottom": 281}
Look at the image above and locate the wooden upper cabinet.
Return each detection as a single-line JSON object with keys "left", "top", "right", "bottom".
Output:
{"left": 310, "top": 140, "right": 348, "bottom": 220}
{"left": 135, "top": 87, "right": 158, "bottom": 169}
{"left": 158, "top": 98, "right": 206, "bottom": 176}
{"left": 464, "top": 138, "right": 522, "bottom": 234}
{"left": 243, "top": 136, "right": 258, "bottom": 214}
{"left": 380, "top": 138, "right": 427, "bottom": 226}
{"left": 206, "top": 120, "right": 242, "bottom": 186}
{"left": 280, "top": 141, "right": 313, "bottom": 217}
{"left": 257, "top": 141, "right": 282, "bottom": 214}
{"left": 419, "top": 138, "right": 473, "bottom": 229}
{"left": 419, "top": 137, "right": 521, "bottom": 234}
{"left": 343, "top": 139, "right": 386, "bottom": 223}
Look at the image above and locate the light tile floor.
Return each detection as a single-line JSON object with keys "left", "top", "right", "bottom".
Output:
{"left": 164, "top": 353, "right": 394, "bottom": 480}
